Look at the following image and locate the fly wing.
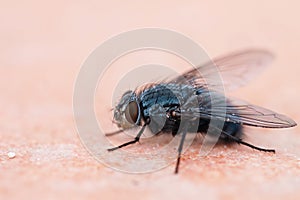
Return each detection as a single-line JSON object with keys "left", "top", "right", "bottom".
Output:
{"left": 169, "top": 49, "right": 274, "bottom": 91}
{"left": 182, "top": 94, "right": 297, "bottom": 128}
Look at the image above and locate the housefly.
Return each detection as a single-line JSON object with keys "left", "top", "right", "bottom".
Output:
{"left": 107, "top": 49, "right": 297, "bottom": 173}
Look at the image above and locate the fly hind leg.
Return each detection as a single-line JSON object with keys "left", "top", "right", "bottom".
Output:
{"left": 222, "top": 123, "right": 275, "bottom": 153}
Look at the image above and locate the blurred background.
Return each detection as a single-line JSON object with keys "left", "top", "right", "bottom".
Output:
{"left": 1, "top": 0, "right": 300, "bottom": 199}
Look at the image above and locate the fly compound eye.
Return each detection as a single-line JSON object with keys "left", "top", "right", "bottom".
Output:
{"left": 125, "top": 101, "right": 139, "bottom": 124}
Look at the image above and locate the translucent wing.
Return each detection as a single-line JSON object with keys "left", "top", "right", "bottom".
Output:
{"left": 170, "top": 49, "right": 274, "bottom": 91}
{"left": 181, "top": 93, "right": 297, "bottom": 128}
{"left": 223, "top": 99, "right": 297, "bottom": 128}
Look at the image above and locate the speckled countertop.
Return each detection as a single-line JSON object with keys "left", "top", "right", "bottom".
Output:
{"left": 1, "top": 1, "right": 300, "bottom": 199}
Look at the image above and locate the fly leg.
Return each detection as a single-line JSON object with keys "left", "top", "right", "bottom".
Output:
{"left": 105, "top": 129, "right": 124, "bottom": 136}
{"left": 222, "top": 130, "right": 275, "bottom": 153}
{"left": 105, "top": 124, "right": 138, "bottom": 137}
{"left": 175, "top": 125, "right": 188, "bottom": 174}
{"left": 107, "top": 122, "right": 148, "bottom": 151}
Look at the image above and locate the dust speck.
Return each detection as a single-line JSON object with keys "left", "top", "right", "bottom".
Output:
{"left": 7, "top": 151, "right": 16, "bottom": 159}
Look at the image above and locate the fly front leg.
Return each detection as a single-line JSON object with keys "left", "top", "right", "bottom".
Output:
{"left": 107, "top": 119, "right": 150, "bottom": 151}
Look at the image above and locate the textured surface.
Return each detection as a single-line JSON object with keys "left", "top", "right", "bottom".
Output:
{"left": 1, "top": 1, "right": 300, "bottom": 199}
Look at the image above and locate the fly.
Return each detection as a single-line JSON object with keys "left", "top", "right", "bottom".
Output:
{"left": 106, "top": 49, "right": 297, "bottom": 174}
